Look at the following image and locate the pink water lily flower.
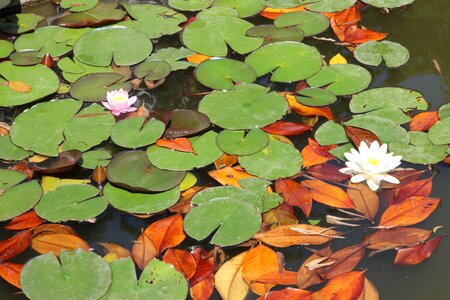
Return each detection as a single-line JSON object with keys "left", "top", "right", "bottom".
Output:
{"left": 102, "top": 89, "right": 137, "bottom": 116}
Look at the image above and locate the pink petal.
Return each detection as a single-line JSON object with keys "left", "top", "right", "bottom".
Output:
{"left": 102, "top": 101, "right": 112, "bottom": 110}
{"left": 127, "top": 96, "right": 137, "bottom": 106}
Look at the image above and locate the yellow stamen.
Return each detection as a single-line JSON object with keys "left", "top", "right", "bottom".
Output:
{"left": 367, "top": 157, "right": 380, "bottom": 166}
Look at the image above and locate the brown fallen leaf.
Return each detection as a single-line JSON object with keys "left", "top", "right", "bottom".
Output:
{"left": 316, "top": 244, "right": 365, "bottom": 280}
{"left": 306, "top": 163, "right": 350, "bottom": 183}
{"left": 31, "top": 233, "right": 89, "bottom": 256}
{"left": 32, "top": 224, "right": 77, "bottom": 237}
{"left": 99, "top": 242, "right": 131, "bottom": 259}
{"left": 144, "top": 214, "right": 186, "bottom": 254}
{"left": 262, "top": 121, "right": 311, "bottom": 136}
{"left": 347, "top": 182, "right": 379, "bottom": 221}
{"left": 131, "top": 231, "right": 157, "bottom": 269}
{"left": 394, "top": 237, "right": 442, "bottom": 265}
{"left": 432, "top": 59, "right": 442, "bottom": 74}
{"left": 169, "top": 186, "right": 207, "bottom": 214}
{"left": 357, "top": 278, "right": 379, "bottom": 300}
{"left": 364, "top": 228, "right": 432, "bottom": 251}
{"left": 190, "top": 247, "right": 215, "bottom": 286}
{"left": 344, "top": 125, "right": 381, "bottom": 148}
{"left": 258, "top": 288, "right": 312, "bottom": 300}
{"left": 163, "top": 248, "right": 197, "bottom": 280}
{"left": 393, "top": 178, "right": 433, "bottom": 205}
{"left": 297, "top": 246, "right": 333, "bottom": 288}
{"left": 262, "top": 203, "right": 298, "bottom": 229}
{"left": 190, "top": 273, "right": 215, "bottom": 300}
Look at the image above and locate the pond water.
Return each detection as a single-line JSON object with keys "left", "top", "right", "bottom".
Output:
{"left": 0, "top": 0, "right": 449, "bottom": 299}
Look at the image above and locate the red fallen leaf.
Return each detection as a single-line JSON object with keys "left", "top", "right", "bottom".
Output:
{"left": 275, "top": 179, "right": 312, "bottom": 217}
{"left": 131, "top": 231, "right": 157, "bottom": 269}
{"left": 0, "top": 262, "right": 23, "bottom": 289}
{"left": 329, "top": 5, "right": 361, "bottom": 41}
{"left": 163, "top": 248, "right": 197, "bottom": 280}
{"left": 301, "top": 145, "right": 330, "bottom": 168}
{"left": 316, "top": 244, "right": 365, "bottom": 280}
{"left": 378, "top": 196, "right": 440, "bottom": 228}
{"left": 312, "top": 271, "right": 365, "bottom": 300}
{"left": 8, "top": 81, "right": 31, "bottom": 93}
{"left": 308, "top": 138, "right": 335, "bottom": 159}
{"left": 262, "top": 121, "right": 311, "bottom": 136}
{"left": 394, "top": 237, "right": 443, "bottom": 265}
{"left": 258, "top": 288, "right": 312, "bottom": 300}
{"left": 262, "top": 203, "right": 298, "bottom": 229}
{"left": 306, "top": 163, "right": 350, "bottom": 183}
{"left": 190, "top": 248, "right": 215, "bottom": 286}
{"left": 380, "top": 169, "right": 425, "bottom": 189}
{"left": 144, "top": 214, "right": 186, "bottom": 254}
{"left": 301, "top": 180, "right": 355, "bottom": 209}
{"left": 10, "top": 162, "right": 34, "bottom": 179}
{"left": 190, "top": 273, "right": 215, "bottom": 300}
{"left": 393, "top": 178, "right": 433, "bottom": 205}
{"left": 41, "top": 53, "right": 54, "bottom": 68}
{"left": 180, "top": 16, "right": 196, "bottom": 28}
{"left": 0, "top": 230, "right": 32, "bottom": 262}
{"left": 294, "top": 81, "right": 310, "bottom": 93}
{"left": 155, "top": 137, "right": 195, "bottom": 153}
{"left": 344, "top": 25, "right": 388, "bottom": 44}
{"left": 255, "top": 270, "right": 297, "bottom": 285}
{"left": 409, "top": 111, "right": 439, "bottom": 131}
{"left": 364, "top": 228, "right": 432, "bottom": 250}
{"left": 4, "top": 211, "right": 44, "bottom": 231}
{"left": 344, "top": 125, "right": 381, "bottom": 148}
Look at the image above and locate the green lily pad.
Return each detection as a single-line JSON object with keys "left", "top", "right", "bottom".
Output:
{"left": 0, "top": 13, "right": 44, "bottom": 34}
{"left": 262, "top": 0, "right": 300, "bottom": 8}
{"left": 121, "top": 3, "right": 187, "bottom": 39}
{"left": 74, "top": 26, "right": 152, "bottom": 67}
{"left": 216, "top": 128, "right": 269, "bottom": 156}
{"left": 101, "top": 258, "right": 188, "bottom": 300}
{"left": 53, "top": 27, "right": 93, "bottom": 46}
{"left": 212, "top": 0, "right": 264, "bottom": 18}
{"left": 34, "top": 184, "right": 108, "bottom": 222}
{"left": 329, "top": 143, "right": 353, "bottom": 160}
{"left": 0, "top": 135, "right": 32, "bottom": 161}
{"left": 134, "top": 60, "right": 171, "bottom": 81}
{"left": 15, "top": 26, "right": 72, "bottom": 58}
{"left": 438, "top": 103, "right": 450, "bottom": 120}
{"left": 9, "top": 99, "right": 82, "bottom": 156}
{"left": 184, "top": 186, "right": 262, "bottom": 246}
{"left": 0, "top": 40, "right": 13, "bottom": 58}
{"left": 389, "top": 132, "right": 447, "bottom": 164}
{"left": 103, "top": 183, "right": 180, "bottom": 214}
{"left": 238, "top": 178, "right": 282, "bottom": 212}
{"left": 361, "top": 108, "right": 411, "bottom": 124}
{"left": 274, "top": 11, "right": 330, "bottom": 36}
{"left": 107, "top": 150, "right": 186, "bottom": 192}
{"left": 295, "top": 88, "right": 337, "bottom": 106}
{"left": 195, "top": 58, "right": 257, "bottom": 90}
{"left": 163, "top": 109, "right": 211, "bottom": 138}
{"left": 0, "top": 169, "right": 42, "bottom": 221}
{"left": 239, "top": 138, "right": 302, "bottom": 180}
{"left": 69, "top": 73, "right": 132, "bottom": 102}
{"left": 354, "top": 41, "right": 410, "bottom": 67}
{"left": 21, "top": 250, "right": 111, "bottom": 300}
{"left": 0, "top": 62, "right": 60, "bottom": 107}
{"left": 147, "top": 131, "right": 223, "bottom": 171}
{"left": 362, "top": 0, "right": 415, "bottom": 9}
{"left": 428, "top": 117, "right": 450, "bottom": 145}
{"left": 300, "top": 0, "right": 357, "bottom": 12}
{"left": 182, "top": 7, "right": 263, "bottom": 56}
{"left": 56, "top": 2, "right": 126, "bottom": 27}
{"left": 245, "top": 42, "right": 323, "bottom": 82}
{"left": 9, "top": 50, "right": 41, "bottom": 66}
{"left": 62, "top": 104, "right": 116, "bottom": 152}
{"left": 314, "top": 121, "right": 350, "bottom": 146}
{"left": 169, "top": 0, "right": 213, "bottom": 11}
{"left": 147, "top": 47, "right": 196, "bottom": 71}
{"left": 58, "top": 57, "right": 114, "bottom": 83}
{"left": 81, "top": 150, "right": 112, "bottom": 169}
{"left": 111, "top": 117, "right": 166, "bottom": 148}
{"left": 61, "top": 0, "right": 98, "bottom": 12}
{"left": 198, "top": 83, "right": 288, "bottom": 130}
{"left": 246, "top": 25, "right": 304, "bottom": 45}
{"left": 306, "top": 64, "right": 372, "bottom": 95}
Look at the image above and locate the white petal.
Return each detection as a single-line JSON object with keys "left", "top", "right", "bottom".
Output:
{"left": 344, "top": 152, "right": 356, "bottom": 162}
{"left": 351, "top": 174, "right": 368, "bottom": 183}
{"left": 369, "top": 140, "right": 380, "bottom": 152}
{"left": 366, "top": 178, "right": 380, "bottom": 191}
{"left": 359, "top": 141, "right": 369, "bottom": 154}
{"left": 345, "top": 161, "right": 364, "bottom": 172}
{"left": 339, "top": 167, "right": 354, "bottom": 174}
{"left": 379, "top": 143, "right": 388, "bottom": 154}
{"left": 383, "top": 174, "right": 400, "bottom": 184}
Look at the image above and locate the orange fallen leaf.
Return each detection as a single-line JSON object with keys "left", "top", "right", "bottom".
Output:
{"left": 308, "top": 138, "right": 336, "bottom": 159}
{"left": 275, "top": 179, "right": 312, "bottom": 216}
{"left": 329, "top": 5, "right": 361, "bottom": 41}
{"left": 187, "top": 53, "right": 211, "bottom": 64}
{"left": 347, "top": 182, "right": 379, "bottom": 221}
{"left": 4, "top": 211, "right": 44, "bottom": 231}
{"left": 409, "top": 111, "right": 439, "bottom": 131}
{"left": 306, "top": 163, "right": 350, "bottom": 183}
{"left": 394, "top": 237, "right": 442, "bottom": 265}
{"left": 156, "top": 137, "right": 195, "bottom": 153}
{"left": 260, "top": 6, "right": 306, "bottom": 19}
{"left": 8, "top": 81, "right": 31, "bottom": 93}
{"left": 262, "top": 121, "right": 311, "bottom": 136}
{"left": 163, "top": 248, "right": 198, "bottom": 280}
{"left": 31, "top": 233, "right": 89, "bottom": 256}
{"left": 131, "top": 231, "right": 157, "bottom": 269}
{"left": 190, "top": 273, "right": 215, "bottom": 300}
{"left": 301, "top": 144, "right": 331, "bottom": 168}
{"left": 262, "top": 203, "right": 298, "bottom": 229}
{"left": 255, "top": 270, "right": 297, "bottom": 285}
{"left": 357, "top": 278, "right": 379, "bottom": 300}
{"left": 301, "top": 180, "right": 356, "bottom": 209}
{"left": 208, "top": 166, "right": 256, "bottom": 187}
{"left": 0, "top": 230, "right": 32, "bottom": 262}
{"left": 344, "top": 25, "right": 388, "bottom": 44}
{"left": 169, "top": 186, "right": 207, "bottom": 214}
{"left": 393, "top": 178, "right": 433, "bottom": 204}
{"left": 297, "top": 246, "right": 333, "bottom": 288}
{"left": 0, "top": 262, "right": 23, "bottom": 289}
{"left": 285, "top": 94, "right": 334, "bottom": 120}
{"left": 10, "top": 162, "right": 34, "bottom": 180}
{"left": 312, "top": 271, "right": 365, "bottom": 300}
{"left": 259, "top": 288, "right": 312, "bottom": 300}
{"left": 214, "top": 153, "right": 238, "bottom": 169}
{"left": 144, "top": 214, "right": 186, "bottom": 254}
{"left": 316, "top": 244, "right": 366, "bottom": 280}
{"left": 32, "top": 224, "right": 77, "bottom": 237}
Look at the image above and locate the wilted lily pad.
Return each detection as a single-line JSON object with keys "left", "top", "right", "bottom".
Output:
{"left": 245, "top": 42, "right": 323, "bottom": 82}
{"left": 362, "top": 0, "right": 415, "bottom": 9}
{"left": 104, "top": 183, "right": 180, "bottom": 214}
{"left": 274, "top": 11, "right": 329, "bottom": 36}
{"left": 212, "top": 0, "right": 264, "bottom": 17}
{"left": 134, "top": 60, "right": 171, "bottom": 81}
{"left": 81, "top": 150, "right": 112, "bottom": 169}
{"left": 0, "top": 135, "right": 32, "bottom": 161}
{"left": 111, "top": 117, "right": 165, "bottom": 148}
{"left": 9, "top": 50, "right": 41, "bottom": 66}
{"left": 69, "top": 73, "right": 132, "bottom": 102}
{"left": 147, "top": 131, "right": 223, "bottom": 171}
{"left": 14, "top": 26, "right": 72, "bottom": 58}
{"left": 0, "top": 62, "right": 60, "bottom": 107}
{"left": 184, "top": 186, "right": 262, "bottom": 246}
{"left": 216, "top": 128, "right": 269, "bottom": 156}
{"left": 0, "top": 40, "right": 13, "bottom": 58}
{"left": 34, "top": 184, "right": 108, "bottom": 222}
{"left": 0, "top": 169, "right": 42, "bottom": 221}
{"left": 169, "top": 0, "right": 213, "bottom": 11}
{"left": 163, "top": 109, "right": 211, "bottom": 138}
{"left": 300, "top": 0, "right": 357, "bottom": 12}
{"left": 198, "top": 83, "right": 288, "bottom": 130}
{"left": 246, "top": 25, "right": 304, "bottom": 45}
{"left": 60, "top": 0, "right": 98, "bottom": 12}
{"left": 55, "top": 2, "right": 126, "bottom": 27}
{"left": 74, "top": 26, "right": 152, "bottom": 67}
{"left": 21, "top": 250, "right": 111, "bottom": 300}
{"left": 182, "top": 7, "right": 263, "bottom": 56}
{"left": 239, "top": 138, "right": 302, "bottom": 180}
{"left": 307, "top": 64, "right": 372, "bottom": 95}
{"left": 0, "top": 13, "right": 44, "bottom": 34}
{"left": 295, "top": 88, "right": 337, "bottom": 106}
{"left": 147, "top": 47, "right": 196, "bottom": 71}
{"left": 195, "top": 58, "right": 257, "bottom": 90}
{"left": 354, "top": 41, "right": 410, "bottom": 67}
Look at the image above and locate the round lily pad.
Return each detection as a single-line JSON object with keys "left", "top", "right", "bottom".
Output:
{"left": 21, "top": 249, "right": 111, "bottom": 300}
{"left": 0, "top": 135, "right": 32, "bottom": 161}
{"left": 195, "top": 58, "right": 257, "bottom": 90}
{"left": 104, "top": 183, "right": 180, "bottom": 214}
{"left": 81, "top": 150, "right": 112, "bottom": 169}
{"left": 245, "top": 41, "right": 323, "bottom": 82}
{"left": 362, "top": 0, "right": 415, "bottom": 9}
{"left": 0, "top": 13, "right": 44, "bottom": 34}
{"left": 301, "top": 0, "right": 357, "bottom": 12}
{"left": 438, "top": 103, "right": 450, "bottom": 120}
{"left": 61, "top": 0, "right": 98, "bottom": 12}
{"left": 69, "top": 73, "right": 132, "bottom": 102}
{"left": 428, "top": 117, "right": 450, "bottom": 145}
{"left": 34, "top": 184, "right": 108, "bottom": 222}
{"left": 14, "top": 26, "right": 72, "bottom": 58}
{"left": 169, "top": 0, "right": 213, "bottom": 11}
{"left": 107, "top": 150, "right": 186, "bottom": 192}
{"left": 198, "top": 83, "right": 288, "bottom": 130}
{"left": 58, "top": 57, "right": 113, "bottom": 83}
{"left": 306, "top": 64, "right": 372, "bottom": 95}
{"left": 134, "top": 60, "right": 171, "bottom": 81}
{"left": 216, "top": 128, "right": 269, "bottom": 156}
{"left": 0, "top": 169, "right": 42, "bottom": 221}
{"left": 184, "top": 186, "right": 262, "bottom": 246}
{"left": 274, "top": 11, "right": 329, "bottom": 36}
{"left": 163, "top": 109, "right": 211, "bottom": 138}
{"left": 9, "top": 50, "right": 41, "bottom": 66}
{"left": 246, "top": 25, "right": 304, "bottom": 45}
{"left": 389, "top": 141, "right": 447, "bottom": 164}
{"left": 56, "top": 2, "right": 126, "bottom": 27}
{"left": 182, "top": 7, "right": 263, "bottom": 56}
{"left": 295, "top": 88, "right": 337, "bottom": 106}
{"left": 111, "top": 117, "right": 166, "bottom": 148}
{"left": 74, "top": 26, "right": 153, "bottom": 67}
{"left": 262, "top": 0, "right": 300, "bottom": 8}
{"left": 147, "top": 131, "right": 223, "bottom": 171}
{"left": 0, "top": 40, "right": 13, "bottom": 58}
{"left": 0, "top": 62, "right": 60, "bottom": 107}
{"left": 314, "top": 121, "right": 350, "bottom": 146}
{"left": 147, "top": 47, "right": 195, "bottom": 71}
{"left": 354, "top": 40, "right": 410, "bottom": 67}
{"left": 239, "top": 138, "right": 302, "bottom": 180}
{"left": 211, "top": 0, "right": 264, "bottom": 18}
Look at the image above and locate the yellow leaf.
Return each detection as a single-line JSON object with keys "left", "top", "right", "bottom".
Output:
{"left": 329, "top": 53, "right": 347, "bottom": 65}
{"left": 179, "top": 172, "right": 197, "bottom": 191}
{"left": 28, "top": 154, "right": 49, "bottom": 163}
{"left": 215, "top": 252, "right": 249, "bottom": 300}
{"left": 103, "top": 253, "right": 119, "bottom": 263}
{"left": 8, "top": 81, "right": 31, "bottom": 93}
{"left": 41, "top": 176, "right": 91, "bottom": 193}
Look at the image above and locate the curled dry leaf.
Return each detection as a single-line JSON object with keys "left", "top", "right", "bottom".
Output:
{"left": 156, "top": 137, "right": 195, "bottom": 153}
{"left": 99, "top": 242, "right": 131, "bottom": 259}
{"left": 301, "top": 180, "right": 356, "bottom": 209}
{"left": 258, "top": 288, "right": 312, "bottom": 300}
{"left": 163, "top": 248, "right": 197, "bottom": 280}
{"left": 4, "top": 211, "right": 44, "bottom": 231}
{"left": 410, "top": 112, "right": 439, "bottom": 132}
{"left": 306, "top": 163, "right": 350, "bottom": 183}
{"left": 31, "top": 233, "right": 90, "bottom": 256}
{"left": 285, "top": 94, "right": 334, "bottom": 120}
{"left": 215, "top": 251, "right": 249, "bottom": 300}
{"left": 0, "top": 262, "right": 23, "bottom": 289}
{"left": 394, "top": 237, "right": 442, "bottom": 266}
{"left": 311, "top": 271, "right": 365, "bottom": 300}
{"left": 208, "top": 166, "right": 256, "bottom": 187}
{"left": 315, "top": 244, "right": 365, "bottom": 280}
{"left": 347, "top": 182, "right": 379, "bottom": 221}
{"left": 329, "top": 5, "right": 361, "bottom": 41}
{"left": 297, "top": 246, "right": 333, "bottom": 289}
{"left": 262, "top": 121, "right": 311, "bottom": 136}
{"left": 131, "top": 231, "right": 157, "bottom": 269}
{"left": 357, "top": 278, "right": 379, "bottom": 300}
{"left": 10, "top": 162, "right": 34, "bottom": 180}
{"left": 275, "top": 179, "right": 312, "bottom": 217}
{"left": 394, "top": 178, "right": 433, "bottom": 205}
{"left": 262, "top": 203, "right": 298, "bottom": 229}
{"left": 144, "top": 214, "right": 186, "bottom": 254}
{"left": 364, "top": 228, "right": 432, "bottom": 251}
{"left": 344, "top": 125, "right": 381, "bottom": 148}
{"left": 0, "top": 230, "right": 32, "bottom": 262}
{"left": 308, "top": 138, "right": 335, "bottom": 159}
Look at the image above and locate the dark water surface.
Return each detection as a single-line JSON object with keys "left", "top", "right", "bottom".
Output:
{"left": 0, "top": 0, "right": 449, "bottom": 299}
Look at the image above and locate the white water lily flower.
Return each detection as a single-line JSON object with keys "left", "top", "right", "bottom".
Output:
{"left": 102, "top": 89, "right": 137, "bottom": 116}
{"left": 339, "top": 141, "right": 402, "bottom": 191}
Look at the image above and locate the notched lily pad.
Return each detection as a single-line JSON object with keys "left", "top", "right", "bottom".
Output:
{"left": 69, "top": 73, "right": 132, "bottom": 102}
{"left": 354, "top": 40, "right": 410, "bottom": 67}
{"left": 14, "top": 26, "right": 72, "bottom": 58}
{"left": 81, "top": 150, "right": 112, "bottom": 169}
{"left": 163, "top": 109, "right": 211, "bottom": 138}
{"left": 216, "top": 128, "right": 269, "bottom": 156}
{"left": 147, "top": 47, "right": 196, "bottom": 71}
{"left": 300, "top": 0, "right": 357, "bottom": 12}
{"left": 0, "top": 13, "right": 44, "bottom": 34}
{"left": 246, "top": 25, "right": 304, "bottom": 45}
{"left": 274, "top": 11, "right": 329, "bottom": 36}
{"left": 57, "top": 57, "right": 113, "bottom": 83}
{"left": 295, "top": 87, "right": 337, "bottom": 106}
{"left": 55, "top": 2, "right": 126, "bottom": 27}
{"left": 169, "top": 0, "right": 213, "bottom": 11}
{"left": 0, "top": 135, "right": 32, "bottom": 161}
{"left": 60, "top": 0, "right": 98, "bottom": 12}
{"left": 211, "top": 0, "right": 264, "bottom": 18}
{"left": 362, "top": 0, "right": 415, "bottom": 9}
{"left": 9, "top": 50, "right": 41, "bottom": 66}
{"left": 111, "top": 117, "right": 166, "bottom": 148}
{"left": 134, "top": 60, "right": 171, "bottom": 81}
{"left": 428, "top": 117, "right": 450, "bottom": 145}
{"left": 0, "top": 40, "right": 13, "bottom": 58}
